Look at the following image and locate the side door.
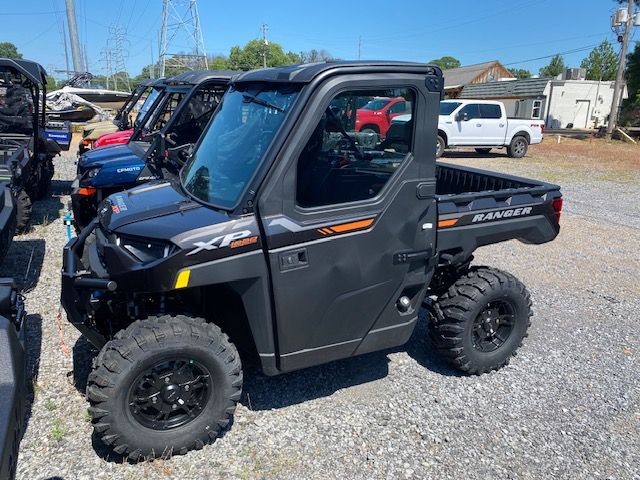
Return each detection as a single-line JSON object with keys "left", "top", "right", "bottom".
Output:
{"left": 478, "top": 103, "right": 506, "bottom": 145}
{"left": 453, "top": 103, "right": 482, "bottom": 145}
{"left": 258, "top": 76, "right": 440, "bottom": 372}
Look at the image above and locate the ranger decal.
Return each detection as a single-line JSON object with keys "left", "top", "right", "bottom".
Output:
{"left": 472, "top": 207, "right": 532, "bottom": 223}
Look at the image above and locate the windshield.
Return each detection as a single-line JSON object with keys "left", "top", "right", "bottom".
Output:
{"left": 361, "top": 98, "right": 390, "bottom": 111}
{"left": 440, "top": 102, "right": 462, "bottom": 116}
{"left": 181, "top": 84, "right": 300, "bottom": 209}
{"left": 134, "top": 87, "right": 162, "bottom": 127}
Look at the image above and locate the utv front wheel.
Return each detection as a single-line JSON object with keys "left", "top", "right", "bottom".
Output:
{"left": 429, "top": 267, "right": 532, "bottom": 374}
{"left": 87, "top": 315, "right": 242, "bottom": 460}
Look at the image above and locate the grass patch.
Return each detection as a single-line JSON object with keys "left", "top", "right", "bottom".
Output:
{"left": 44, "top": 399, "right": 57, "bottom": 411}
{"left": 50, "top": 418, "right": 67, "bottom": 442}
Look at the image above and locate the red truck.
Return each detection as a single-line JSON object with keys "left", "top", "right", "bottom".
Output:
{"left": 355, "top": 96, "right": 411, "bottom": 136}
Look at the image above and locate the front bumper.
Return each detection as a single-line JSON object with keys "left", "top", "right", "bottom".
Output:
{"left": 61, "top": 221, "right": 116, "bottom": 348}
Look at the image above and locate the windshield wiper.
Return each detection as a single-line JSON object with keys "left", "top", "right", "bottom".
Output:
{"left": 242, "top": 93, "right": 285, "bottom": 113}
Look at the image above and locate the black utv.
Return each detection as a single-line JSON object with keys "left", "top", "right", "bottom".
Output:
{"left": 0, "top": 58, "right": 60, "bottom": 232}
{"left": 0, "top": 279, "right": 27, "bottom": 480}
{"left": 62, "top": 61, "right": 563, "bottom": 459}
{"left": 0, "top": 180, "right": 16, "bottom": 264}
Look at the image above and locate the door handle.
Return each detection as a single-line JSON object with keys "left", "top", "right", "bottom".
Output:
{"left": 279, "top": 248, "right": 308, "bottom": 272}
{"left": 499, "top": 123, "right": 505, "bottom": 127}
{"left": 476, "top": 123, "right": 482, "bottom": 127}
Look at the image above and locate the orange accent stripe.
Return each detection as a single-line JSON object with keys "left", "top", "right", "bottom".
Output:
{"left": 330, "top": 218, "right": 374, "bottom": 233}
{"left": 321, "top": 228, "right": 333, "bottom": 234}
{"left": 437, "top": 218, "right": 459, "bottom": 228}
{"left": 318, "top": 229, "right": 327, "bottom": 235}
{"left": 77, "top": 187, "right": 97, "bottom": 196}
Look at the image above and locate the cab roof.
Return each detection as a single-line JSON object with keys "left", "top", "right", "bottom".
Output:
{"left": 232, "top": 60, "right": 442, "bottom": 85}
{"left": 0, "top": 58, "right": 47, "bottom": 86}
{"left": 166, "top": 69, "right": 239, "bottom": 86}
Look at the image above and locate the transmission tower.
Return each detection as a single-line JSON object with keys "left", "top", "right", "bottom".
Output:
{"left": 159, "top": 0, "right": 208, "bottom": 77}
{"left": 106, "top": 25, "right": 131, "bottom": 91}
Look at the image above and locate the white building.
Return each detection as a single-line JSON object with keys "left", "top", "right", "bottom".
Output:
{"left": 461, "top": 76, "right": 627, "bottom": 129}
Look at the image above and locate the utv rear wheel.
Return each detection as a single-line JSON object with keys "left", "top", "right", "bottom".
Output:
{"left": 14, "top": 189, "right": 32, "bottom": 234}
{"left": 428, "top": 267, "right": 532, "bottom": 374}
{"left": 507, "top": 136, "right": 528, "bottom": 158}
{"left": 35, "top": 158, "right": 54, "bottom": 200}
{"left": 475, "top": 148, "right": 492, "bottom": 155}
{"left": 436, "top": 135, "right": 445, "bottom": 158}
{"left": 86, "top": 315, "right": 242, "bottom": 460}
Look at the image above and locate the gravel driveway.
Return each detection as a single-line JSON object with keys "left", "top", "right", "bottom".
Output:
{"left": 10, "top": 141, "right": 640, "bottom": 480}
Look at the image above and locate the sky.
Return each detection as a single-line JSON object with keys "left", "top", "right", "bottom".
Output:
{"left": 2, "top": 0, "right": 636, "bottom": 81}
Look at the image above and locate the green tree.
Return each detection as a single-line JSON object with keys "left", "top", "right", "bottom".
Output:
{"left": 429, "top": 56, "right": 461, "bottom": 70}
{"left": 208, "top": 55, "right": 229, "bottom": 70}
{"left": 580, "top": 40, "right": 618, "bottom": 81}
{"left": 509, "top": 68, "right": 532, "bottom": 79}
{"left": 0, "top": 42, "right": 22, "bottom": 59}
{"left": 45, "top": 75, "right": 58, "bottom": 91}
{"left": 539, "top": 55, "right": 565, "bottom": 78}
{"left": 228, "top": 39, "right": 297, "bottom": 70}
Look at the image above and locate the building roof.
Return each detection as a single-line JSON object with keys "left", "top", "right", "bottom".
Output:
{"left": 461, "top": 78, "right": 551, "bottom": 98}
{"left": 232, "top": 60, "right": 442, "bottom": 84}
{"left": 443, "top": 60, "right": 512, "bottom": 89}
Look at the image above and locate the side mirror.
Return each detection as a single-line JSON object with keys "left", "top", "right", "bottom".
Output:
{"left": 456, "top": 112, "right": 469, "bottom": 122}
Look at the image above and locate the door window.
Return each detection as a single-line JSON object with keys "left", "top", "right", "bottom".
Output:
{"left": 296, "top": 88, "right": 416, "bottom": 208}
{"left": 388, "top": 101, "right": 411, "bottom": 114}
{"left": 170, "top": 86, "right": 225, "bottom": 145}
{"left": 479, "top": 104, "right": 502, "bottom": 119}
{"left": 457, "top": 103, "right": 480, "bottom": 120}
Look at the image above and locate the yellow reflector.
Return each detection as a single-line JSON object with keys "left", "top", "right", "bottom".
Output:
{"left": 175, "top": 270, "right": 191, "bottom": 289}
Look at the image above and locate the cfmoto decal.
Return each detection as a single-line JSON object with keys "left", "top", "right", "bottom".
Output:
{"left": 187, "top": 230, "right": 255, "bottom": 256}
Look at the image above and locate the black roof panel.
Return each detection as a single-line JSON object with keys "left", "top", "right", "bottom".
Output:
{"left": 232, "top": 61, "right": 441, "bottom": 84}
{"left": 0, "top": 58, "right": 47, "bottom": 85}
{"left": 166, "top": 69, "right": 239, "bottom": 86}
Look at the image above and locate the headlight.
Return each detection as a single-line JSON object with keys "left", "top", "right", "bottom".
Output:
{"left": 116, "top": 236, "right": 172, "bottom": 263}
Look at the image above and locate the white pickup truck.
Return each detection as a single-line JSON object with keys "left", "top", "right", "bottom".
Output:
{"left": 394, "top": 99, "right": 544, "bottom": 158}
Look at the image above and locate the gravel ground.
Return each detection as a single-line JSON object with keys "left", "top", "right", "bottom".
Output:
{"left": 10, "top": 140, "right": 640, "bottom": 480}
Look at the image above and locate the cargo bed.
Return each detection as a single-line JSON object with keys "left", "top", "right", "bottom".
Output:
{"left": 435, "top": 163, "right": 562, "bottom": 262}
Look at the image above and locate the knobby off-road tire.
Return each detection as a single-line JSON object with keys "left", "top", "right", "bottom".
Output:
{"left": 87, "top": 315, "right": 243, "bottom": 460}
{"left": 507, "top": 135, "right": 529, "bottom": 158}
{"left": 14, "top": 189, "right": 32, "bottom": 234}
{"left": 429, "top": 267, "right": 532, "bottom": 374}
{"left": 35, "top": 157, "right": 54, "bottom": 200}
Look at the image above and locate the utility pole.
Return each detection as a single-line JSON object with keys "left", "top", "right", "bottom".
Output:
{"left": 358, "top": 35, "right": 362, "bottom": 60}
{"left": 64, "top": 0, "right": 84, "bottom": 73}
{"left": 261, "top": 23, "right": 269, "bottom": 68}
{"left": 606, "top": 1, "right": 636, "bottom": 139}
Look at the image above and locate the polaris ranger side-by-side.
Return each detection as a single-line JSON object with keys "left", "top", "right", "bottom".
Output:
{"left": 0, "top": 58, "right": 60, "bottom": 232}
{"left": 71, "top": 70, "right": 235, "bottom": 230}
{"left": 62, "top": 62, "right": 562, "bottom": 459}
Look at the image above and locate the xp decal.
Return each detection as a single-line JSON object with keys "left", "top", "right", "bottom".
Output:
{"left": 187, "top": 230, "right": 256, "bottom": 256}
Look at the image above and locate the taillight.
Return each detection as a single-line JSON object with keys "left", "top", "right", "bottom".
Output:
{"left": 541, "top": 124, "right": 545, "bottom": 134}
{"left": 552, "top": 197, "right": 563, "bottom": 223}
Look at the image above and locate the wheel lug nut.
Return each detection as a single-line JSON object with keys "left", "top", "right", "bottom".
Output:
{"left": 164, "top": 377, "right": 170, "bottom": 383}
{"left": 184, "top": 385, "right": 189, "bottom": 391}
{"left": 152, "top": 397, "right": 157, "bottom": 403}
{"left": 172, "top": 404, "right": 177, "bottom": 410}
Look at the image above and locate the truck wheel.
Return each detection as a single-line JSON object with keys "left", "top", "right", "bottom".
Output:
{"left": 436, "top": 135, "right": 445, "bottom": 158}
{"left": 428, "top": 267, "right": 532, "bottom": 374}
{"left": 360, "top": 125, "right": 379, "bottom": 135}
{"left": 14, "top": 190, "right": 32, "bottom": 234}
{"left": 87, "top": 315, "right": 243, "bottom": 460}
{"left": 507, "top": 136, "right": 528, "bottom": 158}
{"left": 475, "top": 148, "right": 492, "bottom": 155}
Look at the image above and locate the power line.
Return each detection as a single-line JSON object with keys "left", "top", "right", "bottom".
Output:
{"left": 503, "top": 43, "right": 603, "bottom": 66}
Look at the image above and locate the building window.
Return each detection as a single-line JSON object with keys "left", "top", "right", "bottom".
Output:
{"left": 532, "top": 100, "right": 542, "bottom": 119}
